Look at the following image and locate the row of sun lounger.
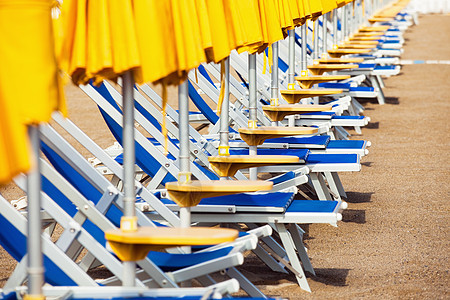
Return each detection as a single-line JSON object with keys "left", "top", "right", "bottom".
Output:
{"left": 0, "top": 0, "right": 416, "bottom": 299}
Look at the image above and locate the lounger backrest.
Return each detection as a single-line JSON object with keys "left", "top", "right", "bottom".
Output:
{"left": 90, "top": 83, "right": 178, "bottom": 184}
{"left": 0, "top": 196, "right": 78, "bottom": 286}
{"left": 89, "top": 83, "right": 220, "bottom": 181}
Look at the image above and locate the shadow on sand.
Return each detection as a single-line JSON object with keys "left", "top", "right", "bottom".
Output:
{"left": 345, "top": 191, "right": 373, "bottom": 203}
{"left": 308, "top": 268, "right": 351, "bottom": 287}
{"left": 342, "top": 209, "right": 366, "bottom": 224}
{"left": 366, "top": 121, "right": 379, "bottom": 129}
{"left": 385, "top": 96, "right": 400, "bottom": 105}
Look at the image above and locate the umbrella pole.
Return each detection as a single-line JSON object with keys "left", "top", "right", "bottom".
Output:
{"left": 26, "top": 124, "right": 44, "bottom": 300}
{"left": 288, "top": 29, "right": 298, "bottom": 120}
{"left": 313, "top": 21, "right": 319, "bottom": 60}
{"left": 248, "top": 54, "right": 257, "bottom": 180}
{"left": 178, "top": 80, "right": 192, "bottom": 229}
{"left": 322, "top": 14, "right": 328, "bottom": 58}
{"left": 300, "top": 24, "right": 308, "bottom": 72}
{"left": 121, "top": 70, "right": 137, "bottom": 286}
{"left": 271, "top": 42, "right": 279, "bottom": 126}
{"left": 219, "top": 58, "right": 230, "bottom": 180}
{"left": 333, "top": 8, "right": 338, "bottom": 47}
{"left": 343, "top": 4, "right": 348, "bottom": 40}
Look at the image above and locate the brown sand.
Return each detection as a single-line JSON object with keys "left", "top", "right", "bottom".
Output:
{"left": 0, "top": 14, "right": 449, "bottom": 299}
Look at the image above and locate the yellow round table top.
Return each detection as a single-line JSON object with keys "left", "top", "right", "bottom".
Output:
{"left": 166, "top": 180, "right": 273, "bottom": 192}
{"left": 308, "top": 64, "right": 359, "bottom": 74}
{"left": 359, "top": 25, "right": 390, "bottom": 32}
{"left": 280, "top": 88, "right": 343, "bottom": 95}
{"left": 295, "top": 75, "right": 351, "bottom": 81}
{"left": 308, "top": 64, "right": 359, "bottom": 69}
{"left": 315, "top": 58, "right": 365, "bottom": 64}
{"left": 343, "top": 40, "right": 379, "bottom": 45}
{"left": 238, "top": 126, "right": 318, "bottom": 146}
{"left": 353, "top": 32, "right": 385, "bottom": 37}
{"left": 239, "top": 126, "right": 318, "bottom": 135}
{"left": 328, "top": 49, "right": 372, "bottom": 54}
{"left": 262, "top": 104, "right": 333, "bottom": 121}
{"left": 295, "top": 75, "right": 351, "bottom": 88}
{"left": 369, "top": 17, "right": 394, "bottom": 23}
{"left": 105, "top": 226, "right": 239, "bottom": 261}
{"left": 208, "top": 155, "right": 299, "bottom": 177}
{"left": 165, "top": 180, "right": 273, "bottom": 206}
{"left": 262, "top": 104, "right": 332, "bottom": 112}
{"left": 338, "top": 44, "right": 377, "bottom": 50}
{"left": 349, "top": 36, "right": 382, "bottom": 41}
{"left": 208, "top": 155, "right": 299, "bottom": 164}
{"left": 279, "top": 88, "right": 344, "bottom": 104}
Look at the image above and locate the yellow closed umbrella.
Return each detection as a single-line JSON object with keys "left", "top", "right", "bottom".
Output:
{"left": 92, "top": 0, "right": 141, "bottom": 84}
{"left": 226, "top": 0, "right": 264, "bottom": 54}
{"left": 336, "top": 0, "right": 354, "bottom": 8}
{"left": 133, "top": 0, "right": 179, "bottom": 85}
{"left": 194, "top": 0, "right": 214, "bottom": 62}
{"left": 308, "top": 0, "right": 324, "bottom": 21}
{"left": 63, "top": 0, "right": 208, "bottom": 87}
{"left": 0, "top": 0, "right": 66, "bottom": 185}
{"left": 296, "top": 0, "right": 307, "bottom": 25}
{"left": 201, "top": 0, "right": 237, "bottom": 63}
{"left": 169, "top": 0, "right": 207, "bottom": 83}
{"left": 321, "top": 0, "right": 338, "bottom": 14}
{"left": 0, "top": 97, "right": 30, "bottom": 186}
{"left": 287, "top": 0, "right": 302, "bottom": 26}
{"left": 257, "top": 0, "right": 284, "bottom": 51}
{"left": 62, "top": 0, "right": 141, "bottom": 85}
{"left": 302, "top": 0, "right": 311, "bottom": 19}
{"left": 278, "top": 0, "right": 295, "bottom": 30}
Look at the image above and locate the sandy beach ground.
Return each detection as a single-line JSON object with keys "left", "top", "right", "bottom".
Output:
{"left": 0, "top": 14, "right": 449, "bottom": 300}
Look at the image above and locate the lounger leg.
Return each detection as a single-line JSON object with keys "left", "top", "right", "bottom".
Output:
{"left": 351, "top": 97, "right": 365, "bottom": 114}
{"left": 370, "top": 75, "right": 385, "bottom": 105}
{"left": 226, "top": 267, "right": 267, "bottom": 298}
{"left": 147, "top": 167, "right": 169, "bottom": 190}
{"left": 195, "top": 275, "right": 217, "bottom": 288}
{"left": 347, "top": 98, "right": 357, "bottom": 117}
{"left": 324, "top": 172, "right": 342, "bottom": 200}
{"left": 288, "top": 224, "right": 315, "bottom": 276}
{"left": 110, "top": 174, "right": 122, "bottom": 191}
{"left": 78, "top": 252, "right": 100, "bottom": 271}
{"left": 275, "top": 223, "right": 311, "bottom": 292}
{"left": 309, "top": 173, "right": 333, "bottom": 200}
{"left": 244, "top": 224, "right": 289, "bottom": 273}
{"left": 346, "top": 104, "right": 362, "bottom": 134}
{"left": 331, "top": 172, "right": 347, "bottom": 199}
{"left": 3, "top": 257, "right": 28, "bottom": 292}
{"left": 328, "top": 129, "right": 336, "bottom": 140}
{"left": 335, "top": 126, "right": 350, "bottom": 140}
{"left": 253, "top": 244, "right": 289, "bottom": 273}
{"left": 247, "top": 223, "right": 288, "bottom": 260}
{"left": 376, "top": 75, "right": 385, "bottom": 89}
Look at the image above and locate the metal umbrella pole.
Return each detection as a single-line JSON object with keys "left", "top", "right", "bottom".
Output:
{"left": 248, "top": 54, "right": 258, "bottom": 180}
{"left": 218, "top": 58, "right": 231, "bottom": 175}
{"left": 121, "top": 70, "right": 137, "bottom": 286}
{"left": 351, "top": 2, "right": 355, "bottom": 35}
{"left": 322, "top": 13, "right": 328, "bottom": 57}
{"left": 313, "top": 21, "right": 319, "bottom": 60}
{"left": 178, "top": 80, "right": 192, "bottom": 229}
{"left": 287, "top": 29, "right": 300, "bottom": 120}
{"left": 343, "top": 4, "right": 348, "bottom": 40}
{"left": 270, "top": 42, "right": 280, "bottom": 126}
{"left": 288, "top": 29, "right": 297, "bottom": 81}
{"left": 300, "top": 24, "right": 308, "bottom": 72}
{"left": 333, "top": 8, "right": 339, "bottom": 47}
{"left": 26, "top": 124, "right": 44, "bottom": 300}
